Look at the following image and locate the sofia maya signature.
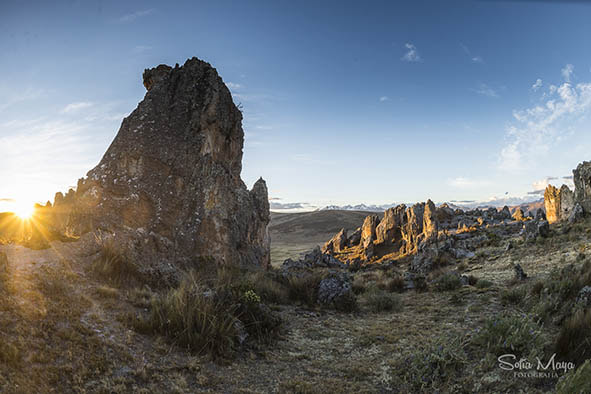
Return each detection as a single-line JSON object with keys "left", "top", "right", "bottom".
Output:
{"left": 498, "top": 353, "right": 575, "bottom": 373}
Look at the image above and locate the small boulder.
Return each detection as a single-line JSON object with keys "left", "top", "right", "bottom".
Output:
{"left": 537, "top": 220, "right": 550, "bottom": 238}
{"left": 576, "top": 286, "right": 591, "bottom": 308}
{"left": 514, "top": 263, "right": 527, "bottom": 281}
{"left": 317, "top": 272, "right": 355, "bottom": 310}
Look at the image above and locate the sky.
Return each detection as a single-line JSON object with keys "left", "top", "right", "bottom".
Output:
{"left": 2, "top": 0, "right": 591, "bottom": 212}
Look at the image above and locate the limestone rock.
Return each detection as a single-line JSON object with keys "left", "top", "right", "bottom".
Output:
{"left": 512, "top": 208, "right": 525, "bottom": 222}
{"left": 317, "top": 271, "right": 354, "bottom": 307}
{"left": 402, "top": 203, "right": 425, "bottom": 254}
{"left": 375, "top": 204, "right": 405, "bottom": 245}
{"left": 500, "top": 206, "right": 512, "bottom": 220}
{"left": 568, "top": 203, "right": 584, "bottom": 224}
{"left": 514, "top": 264, "right": 527, "bottom": 281}
{"left": 574, "top": 161, "right": 591, "bottom": 213}
{"left": 347, "top": 227, "right": 361, "bottom": 247}
{"left": 322, "top": 228, "right": 347, "bottom": 253}
{"left": 50, "top": 58, "right": 271, "bottom": 277}
{"left": 360, "top": 215, "right": 380, "bottom": 248}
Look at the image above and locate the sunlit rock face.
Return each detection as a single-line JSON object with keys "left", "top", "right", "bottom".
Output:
{"left": 53, "top": 57, "right": 270, "bottom": 273}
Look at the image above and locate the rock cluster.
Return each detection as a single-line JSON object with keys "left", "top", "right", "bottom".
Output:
{"left": 48, "top": 58, "right": 271, "bottom": 277}
{"left": 321, "top": 199, "right": 520, "bottom": 264}
{"left": 544, "top": 161, "right": 591, "bottom": 224}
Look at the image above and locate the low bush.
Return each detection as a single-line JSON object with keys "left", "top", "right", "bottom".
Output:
{"left": 471, "top": 313, "right": 546, "bottom": 361}
{"left": 555, "top": 308, "right": 591, "bottom": 366}
{"left": 433, "top": 272, "right": 463, "bottom": 292}
{"left": 556, "top": 360, "right": 591, "bottom": 394}
{"left": 90, "top": 238, "right": 140, "bottom": 287}
{"left": 500, "top": 286, "right": 527, "bottom": 305}
{"left": 286, "top": 271, "right": 325, "bottom": 306}
{"left": 365, "top": 288, "right": 402, "bottom": 313}
{"left": 390, "top": 334, "right": 468, "bottom": 392}
{"left": 137, "top": 270, "right": 281, "bottom": 359}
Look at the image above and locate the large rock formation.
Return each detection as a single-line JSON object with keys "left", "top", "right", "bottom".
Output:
{"left": 51, "top": 58, "right": 270, "bottom": 274}
{"left": 544, "top": 161, "right": 591, "bottom": 224}
{"left": 574, "top": 161, "right": 591, "bottom": 213}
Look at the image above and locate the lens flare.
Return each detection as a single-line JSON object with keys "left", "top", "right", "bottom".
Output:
{"left": 13, "top": 201, "right": 35, "bottom": 220}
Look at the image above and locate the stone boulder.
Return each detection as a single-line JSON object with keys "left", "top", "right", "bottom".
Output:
{"left": 49, "top": 58, "right": 271, "bottom": 277}
{"left": 545, "top": 184, "right": 575, "bottom": 224}
{"left": 317, "top": 271, "right": 355, "bottom": 309}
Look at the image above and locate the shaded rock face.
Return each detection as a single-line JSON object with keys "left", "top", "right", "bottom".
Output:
{"left": 322, "top": 229, "right": 347, "bottom": 254}
{"left": 574, "top": 161, "right": 591, "bottom": 213}
{"left": 375, "top": 205, "right": 406, "bottom": 245}
{"left": 51, "top": 58, "right": 270, "bottom": 272}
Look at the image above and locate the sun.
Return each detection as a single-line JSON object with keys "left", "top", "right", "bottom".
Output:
{"left": 13, "top": 201, "right": 35, "bottom": 220}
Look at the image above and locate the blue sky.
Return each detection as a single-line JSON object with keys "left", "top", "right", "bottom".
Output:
{"left": 2, "top": 0, "right": 591, "bottom": 211}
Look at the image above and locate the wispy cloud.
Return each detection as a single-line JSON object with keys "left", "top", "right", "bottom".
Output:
{"left": 499, "top": 65, "right": 591, "bottom": 172}
{"left": 472, "top": 83, "right": 500, "bottom": 98}
{"left": 118, "top": 9, "right": 154, "bottom": 23}
{"left": 225, "top": 82, "right": 243, "bottom": 91}
{"left": 448, "top": 177, "right": 491, "bottom": 188}
{"left": 132, "top": 45, "right": 152, "bottom": 54}
{"left": 62, "top": 101, "right": 93, "bottom": 114}
{"left": 460, "top": 44, "right": 484, "bottom": 63}
{"left": 531, "top": 78, "right": 543, "bottom": 91}
{"left": 562, "top": 64, "right": 574, "bottom": 82}
{"left": 379, "top": 96, "right": 390, "bottom": 102}
{"left": 0, "top": 87, "right": 45, "bottom": 113}
{"left": 401, "top": 43, "right": 422, "bottom": 62}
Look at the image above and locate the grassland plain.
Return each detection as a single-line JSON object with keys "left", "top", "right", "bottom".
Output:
{"left": 0, "top": 218, "right": 591, "bottom": 392}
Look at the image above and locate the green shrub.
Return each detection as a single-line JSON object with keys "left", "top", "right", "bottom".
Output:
{"left": 471, "top": 313, "right": 546, "bottom": 361}
{"left": 556, "top": 360, "right": 591, "bottom": 394}
{"left": 475, "top": 279, "right": 494, "bottom": 289}
{"left": 390, "top": 335, "right": 467, "bottom": 392}
{"left": 365, "top": 288, "right": 402, "bottom": 313}
{"left": 241, "top": 270, "right": 289, "bottom": 304}
{"left": 286, "top": 272, "right": 324, "bottom": 306}
{"left": 90, "top": 238, "right": 140, "bottom": 286}
{"left": 433, "top": 273, "right": 462, "bottom": 292}
{"left": 138, "top": 270, "right": 281, "bottom": 359}
{"left": 555, "top": 309, "right": 591, "bottom": 366}
{"left": 500, "top": 286, "right": 527, "bottom": 305}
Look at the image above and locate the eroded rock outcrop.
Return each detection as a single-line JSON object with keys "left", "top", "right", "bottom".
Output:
{"left": 574, "top": 161, "right": 591, "bottom": 213}
{"left": 50, "top": 58, "right": 271, "bottom": 276}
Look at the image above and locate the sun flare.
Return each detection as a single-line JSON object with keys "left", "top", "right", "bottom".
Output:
{"left": 13, "top": 201, "right": 35, "bottom": 220}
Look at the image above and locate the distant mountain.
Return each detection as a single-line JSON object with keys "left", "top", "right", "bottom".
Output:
{"left": 318, "top": 197, "right": 544, "bottom": 213}
{"left": 319, "top": 203, "right": 397, "bottom": 212}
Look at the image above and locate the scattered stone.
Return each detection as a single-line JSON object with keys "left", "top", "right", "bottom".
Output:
{"left": 538, "top": 220, "right": 550, "bottom": 238}
{"left": 535, "top": 209, "right": 547, "bottom": 221}
{"left": 514, "top": 264, "right": 527, "bottom": 281}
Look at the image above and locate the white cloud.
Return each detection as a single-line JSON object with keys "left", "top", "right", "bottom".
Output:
{"left": 132, "top": 45, "right": 152, "bottom": 54}
{"left": 562, "top": 64, "right": 574, "bottom": 82}
{"left": 225, "top": 82, "right": 243, "bottom": 91}
{"left": 379, "top": 96, "right": 390, "bottom": 102}
{"left": 401, "top": 43, "right": 422, "bottom": 62}
{"left": 499, "top": 68, "right": 591, "bottom": 172}
{"left": 118, "top": 9, "right": 154, "bottom": 23}
{"left": 532, "top": 176, "right": 558, "bottom": 191}
{"left": 460, "top": 44, "right": 484, "bottom": 63}
{"left": 0, "top": 87, "right": 45, "bottom": 113}
{"left": 62, "top": 102, "right": 93, "bottom": 113}
{"left": 472, "top": 83, "right": 499, "bottom": 98}
{"left": 531, "top": 78, "right": 543, "bottom": 91}
{"left": 448, "top": 177, "right": 491, "bottom": 188}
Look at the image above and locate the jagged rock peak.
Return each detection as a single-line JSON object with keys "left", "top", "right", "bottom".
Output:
{"left": 50, "top": 57, "right": 270, "bottom": 278}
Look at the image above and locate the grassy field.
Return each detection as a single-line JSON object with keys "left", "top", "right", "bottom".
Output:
{"left": 269, "top": 210, "right": 371, "bottom": 266}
